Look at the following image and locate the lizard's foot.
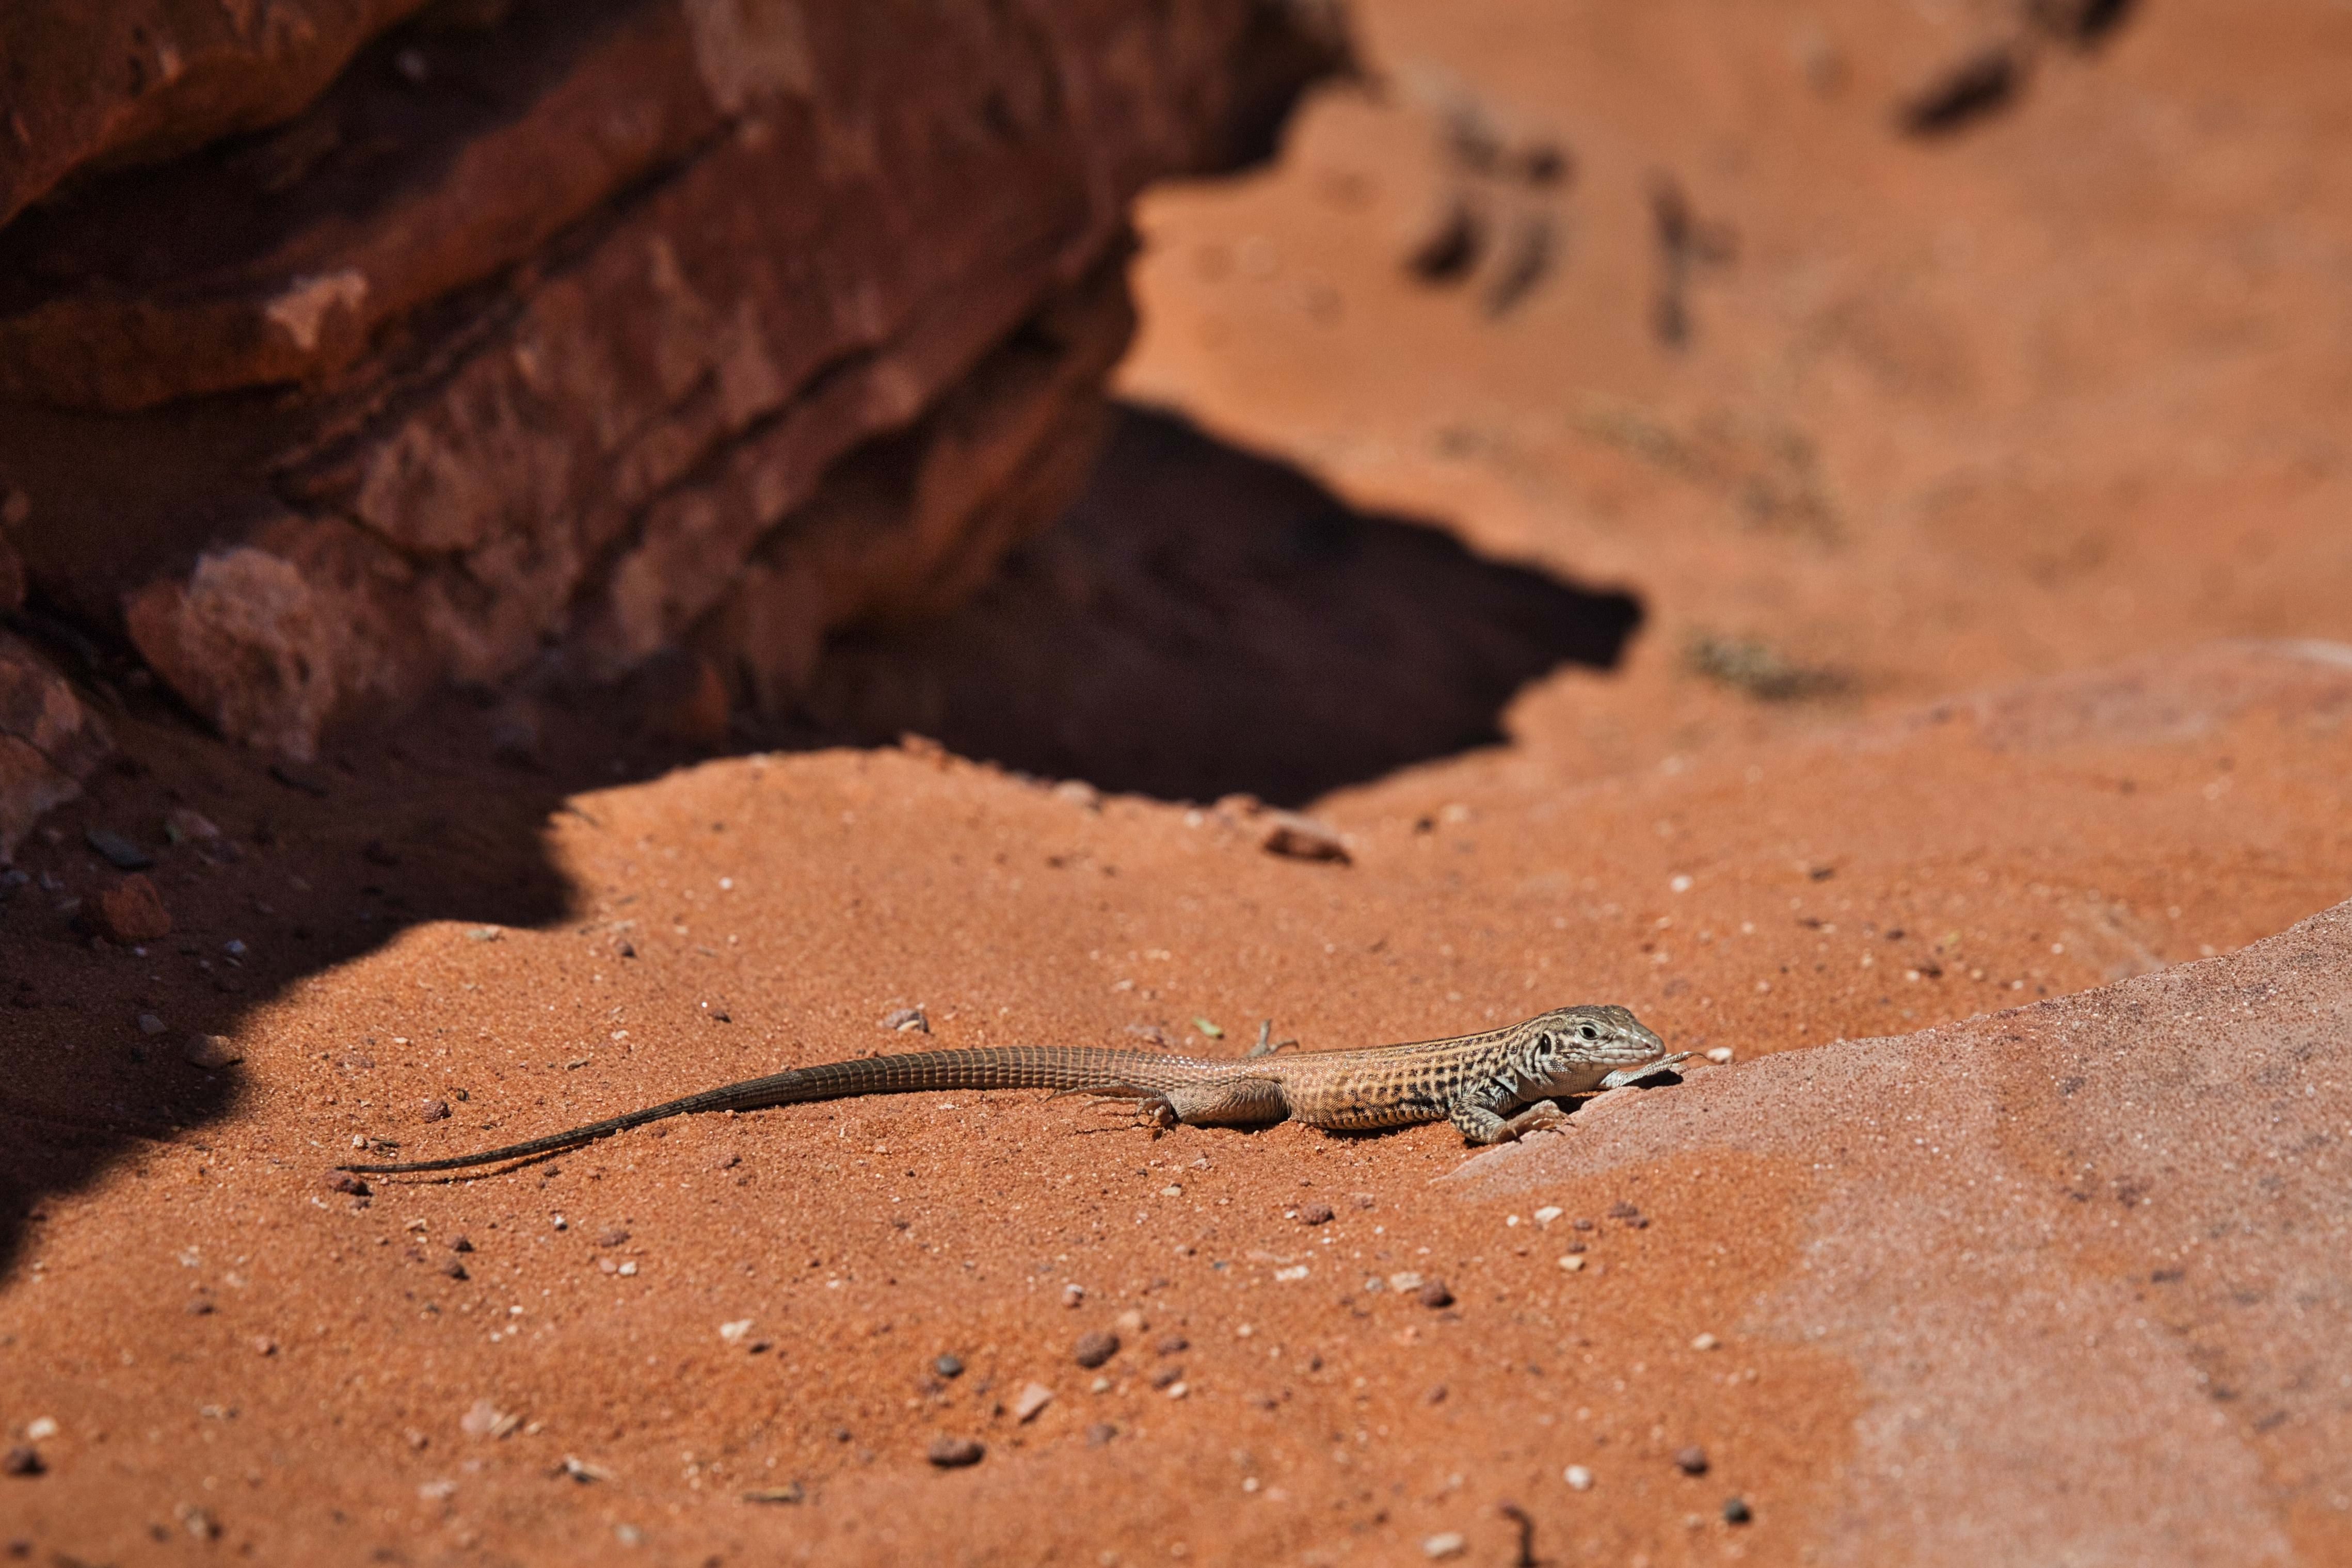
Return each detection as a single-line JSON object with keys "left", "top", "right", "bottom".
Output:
{"left": 1071, "top": 1083, "right": 1180, "bottom": 1134}
{"left": 1451, "top": 1098, "right": 1573, "bottom": 1145}
{"left": 1597, "top": 1052, "right": 1693, "bottom": 1092}
{"left": 1497, "top": 1099, "right": 1572, "bottom": 1140}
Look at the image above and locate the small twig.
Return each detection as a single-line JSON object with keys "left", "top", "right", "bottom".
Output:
{"left": 1498, "top": 1499, "right": 1539, "bottom": 1567}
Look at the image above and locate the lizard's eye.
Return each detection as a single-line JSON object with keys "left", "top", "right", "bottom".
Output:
{"left": 1577, "top": 1023, "right": 1599, "bottom": 1041}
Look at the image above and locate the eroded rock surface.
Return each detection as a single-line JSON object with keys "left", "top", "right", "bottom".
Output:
{"left": 0, "top": 0, "right": 1339, "bottom": 764}
{"left": 1451, "top": 898, "right": 2352, "bottom": 1564}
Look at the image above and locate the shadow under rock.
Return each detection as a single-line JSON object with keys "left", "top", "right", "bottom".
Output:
{"left": 796, "top": 406, "right": 1644, "bottom": 806}
{"left": 0, "top": 700, "right": 582, "bottom": 1277}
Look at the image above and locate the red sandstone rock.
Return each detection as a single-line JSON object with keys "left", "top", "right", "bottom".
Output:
{"left": 0, "top": 0, "right": 1337, "bottom": 760}
{"left": 90, "top": 873, "right": 172, "bottom": 943}
{"left": 0, "top": 632, "right": 109, "bottom": 862}
{"left": 0, "top": 0, "right": 437, "bottom": 233}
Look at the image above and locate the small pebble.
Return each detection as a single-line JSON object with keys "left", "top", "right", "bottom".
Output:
{"left": 1155, "top": 1334, "right": 1189, "bottom": 1355}
{"left": 164, "top": 807, "right": 221, "bottom": 844}
{"left": 1061, "top": 1283, "right": 1085, "bottom": 1308}
{"left": 1163, "top": 1381, "right": 1189, "bottom": 1400}
{"left": 1564, "top": 1465, "right": 1594, "bottom": 1491}
{"left": 450, "top": 1235, "right": 474, "bottom": 1253}
{"left": 22, "top": 1422, "right": 55, "bottom": 1443}
{"left": 1259, "top": 812, "right": 1351, "bottom": 864}
{"left": 926, "top": 1436, "right": 985, "bottom": 1468}
{"left": 418, "top": 1099, "right": 451, "bottom": 1122}
{"left": 1416, "top": 1280, "right": 1454, "bottom": 1309}
{"left": 1674, "top": 1445, "right": 1709, "bottom": 1476}
{"left": 185, "top": 1298, "right": 214, "bottom": 1316}
{"left": 1705, "top": 1047, "right": 1735, "bottom": 1064}
{"left": 1722, "top": 1496, "right": 1753, "bottom": 1525}
{"left": 183, "top": 1034, "right": 242, "bottom": 1069}
{"left": 2, "top": 1448, "right": 40, "bottom": 1477}
{"left": 881, "top": 1007, "right": 930, "bottom": 1034}
{"left": 1149, "top": 1365, "right": 1185, "bottom": 1389}
{"left": 324, "top": 1172, "right": 370, "bottom": 1197}
{"left": 85, "top": 827, "right": 154, "bottom": 870}
{"left": 92, "top": 874, "right": 171, "bottom": 942}
{"left": 1424, "top": 1385, "right": 1448, "bottom": 1405}
{"left": 595, "top": 1228, "right": 628, "bottom": 1247}
{"left": 1532, "top": 1206, "right": 1563, "bottom": 1225}
{"left": 439, "top": 1259, "right": 469, "bottom": 1281}
{"left": 1013, "top": 1383, "right": 1054, "bottom": 1422}
{"left": 137, "top": 1013, "right": 167, "bottom": 1036}
{"left": 1085, "top": 1422, "right": 1117, "bottom": 1447}
{"left": 1421, "top": 1532, "right": 1466, "bottom": 1560}
{"left": 252, "top": 1337, "right": 278, "bottom": 1356}
{"left": 933, "top": 1354, "right": 965, "bottom": 1379}
{"left": 1558, "top": 1255, "right": 1586, "bottom": 1273}
{"left": 1073, "top": 1331, "right": 1120, "bottom": 1368}
{"left": 1297, "top": 1201, "right": 1334, "bottom": 1225}
{"left": 1114, "top": 1308, "right": 1147, "bottom": 1335}
{"left": 1692, "top": 1332, "right": 1719, "bottom": 1351}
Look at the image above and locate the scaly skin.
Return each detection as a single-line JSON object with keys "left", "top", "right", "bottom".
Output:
{"left": 338, "top": 1004, "right": 1686, "bottom": 1175}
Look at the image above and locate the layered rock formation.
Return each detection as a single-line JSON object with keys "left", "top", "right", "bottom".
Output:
{"left": 0, "top": 0, "right": 1341, "bottom": 828}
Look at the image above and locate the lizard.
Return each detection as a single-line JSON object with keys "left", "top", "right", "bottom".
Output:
{"left": 338, "top": 1003, "right": 1687, "bottom": 1177}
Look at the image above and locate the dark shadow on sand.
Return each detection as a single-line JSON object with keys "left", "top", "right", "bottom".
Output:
{"left": 794, "top": 405, "right": 1642, "bottom": 806}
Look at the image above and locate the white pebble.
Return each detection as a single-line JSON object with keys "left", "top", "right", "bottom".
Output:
{"left": 1533, "top": 1206, "right": 1563, "bottom": 1226}
{"left": 1014, "top": 1382, "right": 1055, "bottom": 1422}
{"left": 1692, "top": 1332, "right": 1720, "bottom": 1351}
{"left": 1564, "top": 1464, "right": 1594, "bottom": 1491}
{"left": 1558, "top": 1255, "right": 1586, "bottom": 1273}
{"left": 718, "top": 1320, "right": 753, "bottom": 1344}
{"left": 25, "top": 1417, "right": 58, "bottom": 1442}
{"left": 1422, "top": 1532, "right": 1467, "bottom": 1559}
{"left": 1705, "top": 1046, "right": 1735, "bottom": 1064}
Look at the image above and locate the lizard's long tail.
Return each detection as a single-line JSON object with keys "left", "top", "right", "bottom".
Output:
{"left": 337, "top": 1046, "right": 1224, "bottom": 1175}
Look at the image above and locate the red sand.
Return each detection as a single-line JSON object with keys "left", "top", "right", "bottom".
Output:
{"left": 8, "top": 1, "right": 2352, "bottom": 1562}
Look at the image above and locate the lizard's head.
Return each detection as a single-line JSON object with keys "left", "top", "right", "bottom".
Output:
{"left": 1523, "top": 1004, "right": 1670, "bottom": 1094}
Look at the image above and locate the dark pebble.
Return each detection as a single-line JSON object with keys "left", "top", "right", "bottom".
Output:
{"left": 1297, "top": 1201, "right": 1335, "bottom": 1225}
{"left": 186, "top": 1299, "right": 214, "bottom": 1316}
{"left": 1674, "top": 1445, "right": 1709, "bottom": 1476}
{"left": 1154, "top": 1334, "right": 1189, "bottom": 1355}
{"left": 1722, "top": 1496, "right": 1752, "bottom": 1525}
{"left": 934, "top": 1354, "right": 965, "bottom": 1379}
{"left": 1572, "top": 1218, "right": 1593, "bottom": 1231}
{"left": 595, "top": 1228, "right": 628, "bottom": 1247}
{"left": 324, "top": 1172, "right": 370, "bottom": 1197}
{"left": 1149, "top": 1364, "right": 1185, "bottom": 1389}
{"left": 1425, "top": 1385, "right": 1448, "bottom": 1405}
{"left": 1416, "top": 1281, "right": 1455, "bottom": 1309}
{"left": 1073, "top": 1330, "right": 1120, "bottom": 1368}
{"left": 450, "top": 1235, "right": 474, "bottom": 1253}
{"left": 926, "top": 1436, "right": 984, "bottom": 1468}
{"left": 418, "top": 1099, "right": 450, "bottom": 1123}
{"left": 1085, "top": 1423, "right": 1117, "bottom": 1447}
{"left": 440, "top": 1259, "right": 469, "bottom": 1281}
{"left": 1608, "top": 1200, "right": 1642, "bottom": 1221}
{"left": 1, "top": 1448, "right": 39, "bottom": 1477}
{"left": 84, "top": 827, "right": 154, "bottom": 871}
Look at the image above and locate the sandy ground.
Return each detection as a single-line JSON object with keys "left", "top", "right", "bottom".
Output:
{"left": 8, "top": 0, "right": 2352, "bottom": 1563}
